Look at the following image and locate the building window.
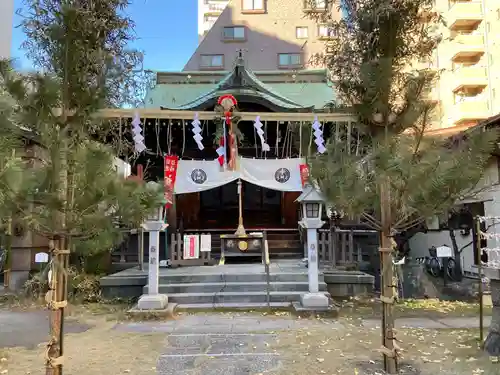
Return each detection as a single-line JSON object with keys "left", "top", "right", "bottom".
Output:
{"left": 278, "top": 53, "right": 302, "bottom": 68}
{"left": 242, "top": 0, "right": 265, "bottom": 12}
{"left": 200, "top": 54, "right": 224, "bottom": 69}
{"left": 318, "top": 25, "right": 335, "bottom": 39}
{"left": 223, "top": 26, "right": 246, "bottom": 41}
{"left": 296, "top": 27, "right": 308, "bottom": 39}
{"left": 304, "top": 0, "right": 327, "bottom": 11}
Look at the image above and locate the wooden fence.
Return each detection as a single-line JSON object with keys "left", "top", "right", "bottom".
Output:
{"left": 111, "top": 228, "right": 378, "bottom": 269}
{"left": 168, "top": 232, "right": 215, "bottom": 267}
{"left": 318, "top": 229, "right": 378, "bottom": 268}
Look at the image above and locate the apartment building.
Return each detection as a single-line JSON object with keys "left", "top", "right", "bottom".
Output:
{"left": 432, "top": 0, "right": 499, "bottom": 130}
{"left": 198, "top": 0, "right": 230, "bottom": 41}
{"left": 188, "top": 0, "right": 340, "bottom": 71}
{"left": 0, "top": 0, "right": 14, "bottom": 59}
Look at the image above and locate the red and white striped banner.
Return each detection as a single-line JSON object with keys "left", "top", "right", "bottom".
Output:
{"left": 183, "top": 235, "right": 199, "bottom": 259}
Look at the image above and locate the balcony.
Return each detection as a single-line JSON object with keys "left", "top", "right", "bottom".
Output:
{"left": 426, "top": 88, "right": 440, "bottom": 103}
{"left": 452, "top": 100, "right": 489, "bottom": 125}
{"left": 203, "top": 2, "right": 227, "bottom": 15}
{"left": 447, "top": 1, "right": 483, "bottom": 30}
{"left": 450, "top": 34, "right": 484, "bottom": 61}
{"left": 451, "top": 66, "right": 488, "bottom": 92}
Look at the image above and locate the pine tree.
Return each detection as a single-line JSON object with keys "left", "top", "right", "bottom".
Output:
{"left": 306, "top": 0, "right": 497, "bottom": 372}
{"left": 0, "top": 84, "right": 28, "bottom": 286}
{"left": 0, "top": 1, "right": 163, "bottom": 374}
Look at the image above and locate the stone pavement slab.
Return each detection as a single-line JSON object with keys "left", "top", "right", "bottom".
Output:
{"left": 114, "top": 313, "right": 339, "bottom": 335}
{"left": 362, "top": 316, "right": 490, "bottom": 330}
{"left": 0, "top": 309, "right": 91, "bottom": 348}
{"left": 157, "top": 333, "right": 281, "bottom": 375}
{"left": 437, "top": 316, "right": 491, "bottom": 329}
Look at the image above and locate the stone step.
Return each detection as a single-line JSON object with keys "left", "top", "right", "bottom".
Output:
{"left": 145, "top": 281, "right": 327, "bottom": 294}
{"left": 158, "top": 272, "right": 319, "bottom": 284}
{"left": 176, "top": 302, "right": 292, "bottom": 310}
{"left": 158, "top": 291, "right": 329, "bottom": 304}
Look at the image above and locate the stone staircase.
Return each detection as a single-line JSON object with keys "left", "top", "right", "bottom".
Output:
{"left": 143, "top": 262, "right": 329, "bottom": 309}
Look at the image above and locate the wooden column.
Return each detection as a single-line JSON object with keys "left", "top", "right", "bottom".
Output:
{"left": 282, "top": 192, "right": 301, "bottom": 227}
{"left": 168, "top": 196, "right": 177, "bottom": 232}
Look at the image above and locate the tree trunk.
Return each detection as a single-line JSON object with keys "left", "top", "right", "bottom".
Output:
{"left": 484, "top": 279, "right": 500, "bottom": 356}
{"left": 448, "top": 228, "right": 463, "bottom": 282}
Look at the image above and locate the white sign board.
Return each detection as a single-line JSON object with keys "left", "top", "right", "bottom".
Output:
{"left": 34, "top": 252, "right": 49, "bottom": 263}
{"left": 436, "top": 245, "right": 452, "bottom": 258}
{"left": 200, "top": 234, "right": 211, "bottom": 252}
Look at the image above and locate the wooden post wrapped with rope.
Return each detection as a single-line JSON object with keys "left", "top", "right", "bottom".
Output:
{"left": 45, "top": 239, "right": 69, "bottom": 375}
{"left": 378, "top": 178, "right": 399, "bottom": 374}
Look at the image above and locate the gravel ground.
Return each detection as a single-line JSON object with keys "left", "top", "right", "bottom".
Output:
{"left": 269, "top": 320, "right": 497, "bottom": 375}
{"left": 0, "top": 311, "right": 164, "bottom": 375}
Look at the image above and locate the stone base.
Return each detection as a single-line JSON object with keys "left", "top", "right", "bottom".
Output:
{"left": 137, "top": 294, "right": 169, "bottom": 310}
{"left": 7, "top": 271, "right": 30, "bottom": 291}
{"left": 292, "top": 301, "right": 338, "bottom": 314}
{"left": 128, "top": 302, "right": 177, "bottom": 319}
{"left": 324, "top": 270, "right": 375, "bottom": 298}
{"left": 299, "top": 292, "right": 330, "bottom": 309}
{"left": 484, "top": 267, "right": 500, "bottom": 281}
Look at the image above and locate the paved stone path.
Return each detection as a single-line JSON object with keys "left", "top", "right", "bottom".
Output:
{"left": 0, "top": 309, "right": 91, "bottom": 349}
{"left": 112, "top": 314, "right": 491, "bottom": 375}
{"left": 0, "top": 309, "right": 492, "bottom": 374}
{"left": 112, "top": 314, "right": 338, "bottom": 375}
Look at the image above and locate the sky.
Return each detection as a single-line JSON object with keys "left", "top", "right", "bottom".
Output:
{"left": 11, "top": 0, "right": 199, "bottom": 72}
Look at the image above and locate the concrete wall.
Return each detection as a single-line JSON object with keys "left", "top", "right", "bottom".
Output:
{"left": 0, "top": 0, "right": 14, "bottom": 59}
{"left": 113, "top": 157, "right": 132, "bottom": 179}
{"left": 431, "top": 0, "right": 498, "bottom": 130}
{"left": 409, "top": 156, "right": 500, "bottom": 275}
{"left": 198, "top": 0, "right": 229, "bottom": 41}
{"left": 185, "top": 0, "right": 341, "bottom": 71}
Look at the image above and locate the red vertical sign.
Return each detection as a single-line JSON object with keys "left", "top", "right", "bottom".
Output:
{"left": 189, "top": 236, "right": 195, "bottom": 258}
{"left": 299, "top": 164, "right": 310, "bottom": 187}
{"left": 164, "top": 155, "right": 179, "bottom": 208}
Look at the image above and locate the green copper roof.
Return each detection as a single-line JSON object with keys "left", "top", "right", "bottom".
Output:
{"left": 144, "top": 56, "right": 336, "bottom": 111}
{"left": 145, "top": 80, "right": 335, "bottom": 110}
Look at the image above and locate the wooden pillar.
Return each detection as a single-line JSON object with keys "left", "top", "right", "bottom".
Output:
{"left": 283, "top": 192, "right": 301, "bottom": 227}
{"left": 168, "top": 196, "right": 177, "bottom": 232}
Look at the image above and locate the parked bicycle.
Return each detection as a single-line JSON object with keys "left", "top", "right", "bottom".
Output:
{"left": 424, "top": 246, "right": 458, "bottom": 281}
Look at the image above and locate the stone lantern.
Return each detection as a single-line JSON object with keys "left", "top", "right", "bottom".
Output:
{"left": 137, "top": 181, "right": 169, "bottom": 310}
{"left": 295, "top": 184, "right": 329, "bottom": 309}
